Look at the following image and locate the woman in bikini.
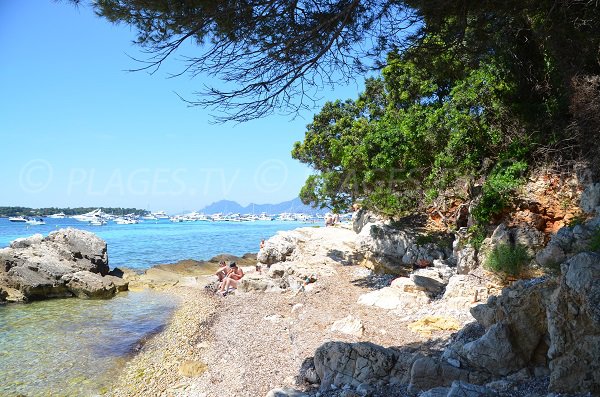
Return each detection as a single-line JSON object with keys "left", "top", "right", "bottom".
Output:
{"left": 218, "top": 262, "right": 244, "bottom": 295}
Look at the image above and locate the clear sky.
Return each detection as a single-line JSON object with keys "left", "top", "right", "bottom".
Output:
{"left": 0, "top": 0, "right": 362, "bottom": 213}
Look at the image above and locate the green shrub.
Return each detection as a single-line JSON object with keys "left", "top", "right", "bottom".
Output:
{"left": 485, "top": 243, "right": 529, "bottom": 276}
{"left": 467, "top": 224, "right": 487, "bottom": 250}
{"left": 473, "top": 160, "right": 527, "bottom": 224}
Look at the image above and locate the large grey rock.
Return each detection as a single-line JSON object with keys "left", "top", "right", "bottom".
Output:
{"left": 62, "top": 271, "right": 117, "bottom": 299}
{"left": 407, "top": 356, "right": 471, "bottom": 394}
{"left": 46, "top": 228, "right": 109, "bottom": 274}
{"left": 313, "top": 341, "right": 417, "bottom": 391}
{"left": 257, "top": 232, "right": 298, "bottom": 265}
{"left": 547, "top": 252, "right": 600, "bottom": 394}
{"left": 455, "top": 246, "right": 478, "bottom": 275}
{"left": 457, "top": 278, "right": 554, "bottom": 376}
{"left": 438, "top": 249, "right": 599, "bottom": 394}
{"left": 356, "top": 223, "right": 450, "bottom": 275}
{"left": 352, "top": 209, "right": 381, "bottom": 234}
{"left": 536, "top": 216, "right": 600, "bottom": 268}
{"left": 461, "top": 323, "right": 526, "bottom": 376}
{"left": 477, "top": 224, "right": 543, "bottom": 267}
{"left": 580, "top": 183, "right": 600, "bottom": 213}
{"left": 0, "top": 228, "right": 123, "bottom": 302}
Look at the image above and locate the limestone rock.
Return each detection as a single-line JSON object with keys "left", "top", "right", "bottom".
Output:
{"left": 477, "top": 224, "right": 543, "bottom": 266}
{"left": 313, "top": 341, "right": 405, "bottom": 391}
{"left": 460, "top": 278, "right": 554, "bottom": 376}
{"left": 62, "top": 271, "right": 117, "bottom": 299}
{"left": 46, "top": 228, "right": 109, "bottom": 274}
{"left": 536, "top": 216, "right": 600, "bottom": 268}
{"left": 358, "top": 287, "right": 427, "bottom": 310}
{"left": 265, "top": 388, "right": 309, "bottom": 397}
{"left": 407, "top": 356, "right": 470, "bottom": 394}
{"left": 0, "top": 228, "right": 117, "bottom": 302}
{"left": 447, "top": 381, "right": 498, "bottom": 397}
{"left": 455, "top": 246, "right": 478, "bottom": 275}
{"left": 547, "top": 252, "right": 600, "bottom": 394}
{"left": 9, "top": 234, "right": 44, "bottom": 249}
{"left": 461, "top": 323, "right": 526, "bottom": 376}
{"left": 103, "top": 274, "right": 129, "bottom": 292}
{"left": 441, "top": 275, "right": 491, "bottom": 309}
{"left": 580, "top": 183, "right": 600, "bottom": 213}
{"left": 257, "top": 232, "right": 298, "bottom": 265}
{"left": 330, "top": 315, "right": 364, "bottom": 337}
{"left": 356, "top": 223, "right": 449, "bottom": 275}
{"left": 352, "top": 209, "right": 381, "bottom": 234}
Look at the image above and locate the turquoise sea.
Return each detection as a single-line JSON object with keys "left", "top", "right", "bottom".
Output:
{"left": 0, "top": 217, "right": 312, "bottom": 396}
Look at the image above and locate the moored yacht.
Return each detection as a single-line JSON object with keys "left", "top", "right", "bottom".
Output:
{"left": 72, "top": 209, "right": 104, "bottom": 222}
{"left": 152, "top": 211, "right": 170, "bottom": 219}
{"left": 48, "top": 212, "right": 66, "bottom": 218}
{"left": 9, "top": 216, "right": 28, "bottom": 222}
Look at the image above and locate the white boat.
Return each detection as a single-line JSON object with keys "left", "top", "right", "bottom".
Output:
{"left": 9, "top": 216, "right": 28, "bottom": 222}
{"left": 48, "top": 212, "right": 66, "bottom": 218}
{"left": 152, "top": 211, "right": 170, "bottom": 219}
{"left": 114, "top": 214, "right": 140, "bottom": 224}
{"left": 72, "top": 209, "right": 104, "bottom": 222}
{"left": 141, "top": 214, "right": 158, "bottom": 221}
{"left": 258, "top": 213, "right": 274, "bottom": 221}
{"left": 26, "top": 218, "right": 45, "bottom": 225}
{"left": 89, "top": 219, "right": 107, "bottom": 226}
{"left": 114, "top": 217, "right": 139, "bottom": 225}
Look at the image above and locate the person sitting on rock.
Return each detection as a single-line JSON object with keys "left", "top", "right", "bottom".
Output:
{"left": 218, "top": 262, "right": 244, "bottom": 295}
{"left": 215, "top": 260, "right": 228, "bottom": 281}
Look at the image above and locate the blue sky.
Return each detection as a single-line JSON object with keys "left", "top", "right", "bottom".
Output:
{"left": 0, "top": 0, "right": 363, "bottom": 213}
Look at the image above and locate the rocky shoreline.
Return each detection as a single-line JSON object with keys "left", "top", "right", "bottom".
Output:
{"left": 102, "top": 213, "right": 600, "bottom": 397}
{"left": 2, "top": 207, "right": 598, "bottom": 396}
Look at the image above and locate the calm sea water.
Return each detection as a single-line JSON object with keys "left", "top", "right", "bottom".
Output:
{"left": 0, "top": 217, "right": 312, "bottom": 396}
{"left": 0, "top": 217, "right": 312, "bottom": 269}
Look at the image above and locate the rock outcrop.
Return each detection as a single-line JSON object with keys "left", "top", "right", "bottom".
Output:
{"left": 535, "top": 216, "right": 600, "bottom": 268}
{"left": 422, "top": 252, "right": 600, "bottom": 395}
{"left": 313, "top": 341, "right": 418, "bottom": 390}
{"left": 356, "top": 223, "right": 452, "bottom": 275}
{"left": 547, "top": 252, "right": 600, "bottom": 393}
{"left": 0, "top": 228, "right": 127, "bottom": 302}
{"left": 250, "top": 226, "right": 357, "bottom": 293}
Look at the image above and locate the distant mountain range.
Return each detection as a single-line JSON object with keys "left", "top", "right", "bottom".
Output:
{"left": 199, "top": 197, "right": 323, "bottom": 215}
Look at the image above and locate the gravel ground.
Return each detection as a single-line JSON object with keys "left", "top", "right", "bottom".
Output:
{"left": 107, "top": 286, "right": 218, "bottom": 397}
{"left": 106, "top": 263, "right": 584, "bottom": 397}
{"left": 158, "top": 265, "right": 464, "bottom": 397}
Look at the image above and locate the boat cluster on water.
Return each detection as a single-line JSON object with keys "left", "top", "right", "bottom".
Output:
{"left": 8, "top": 209, "right": 331, "bottom": 226}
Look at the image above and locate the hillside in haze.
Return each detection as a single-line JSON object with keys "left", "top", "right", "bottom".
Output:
{"left": 200, "top": 197, "right": 322, "bottom": 215}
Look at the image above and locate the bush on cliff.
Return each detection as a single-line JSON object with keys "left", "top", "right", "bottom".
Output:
{"left": 485, "top": 243, "right": 529, "bottom": 276}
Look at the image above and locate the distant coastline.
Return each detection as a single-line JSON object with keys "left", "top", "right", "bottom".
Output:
{"left": 0, "top": 206, "right": 148, "bottom": 218}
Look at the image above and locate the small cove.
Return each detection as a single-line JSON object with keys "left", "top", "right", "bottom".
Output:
{"left": 0, "top": 218, "right": 311, "bottom": 396}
